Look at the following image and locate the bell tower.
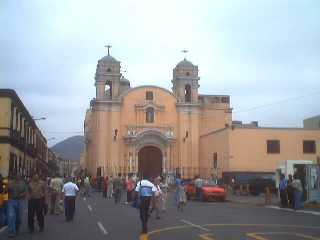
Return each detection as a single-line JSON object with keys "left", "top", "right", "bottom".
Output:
{"left": 95, "top": 45, "right": 121, "bottom": 100}
{"left": 172, "top": 55, "right": 200, "bottom": 103}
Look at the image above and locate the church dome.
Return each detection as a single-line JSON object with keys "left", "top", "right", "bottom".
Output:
{"left": 99, "top": 54, "right": 119, "bottom": 63}
{"left": 176, "top": 58, "right": 194, "bottom": 68}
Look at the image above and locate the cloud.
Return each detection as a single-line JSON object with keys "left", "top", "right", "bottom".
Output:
{"left": 1, "top": 0, "right": 319, "bottom": 144}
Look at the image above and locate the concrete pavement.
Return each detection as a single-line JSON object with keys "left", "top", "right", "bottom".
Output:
{"left": 0, "top": 191, "right": 319, "bottom": 240}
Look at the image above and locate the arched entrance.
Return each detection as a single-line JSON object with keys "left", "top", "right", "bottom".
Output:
{"left": 138, "top": 146, "right": 162, "bottom": 178}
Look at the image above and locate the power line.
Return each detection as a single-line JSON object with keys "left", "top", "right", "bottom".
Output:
{"left": 233, "top": 90, "right": 320, "bottom": 114}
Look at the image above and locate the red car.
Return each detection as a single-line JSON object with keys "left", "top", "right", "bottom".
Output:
{"left": 186, "top": 180, "right": 226, "bottom": 202}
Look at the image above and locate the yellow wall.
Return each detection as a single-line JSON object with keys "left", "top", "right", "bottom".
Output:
{"left": 0, "top": 98, "right": 11, "bottom": 132}
{"left": 0, "top": 144, "right": 10, "bottom": 176}
{"left": 229, "top": 128, "right": 320, "bottom": 172}
{"left": 200, "top": 128, "right": 230, "bottom": 178}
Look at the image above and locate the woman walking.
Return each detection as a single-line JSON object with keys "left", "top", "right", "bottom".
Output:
{"left": 175, "top": 174, "right": 186, "bottom": 212}
{"left": 107, "top": 176, "right": 113, "bottom": 199}
{"left": 160, "top": 176, "right": 169, "bottom": 211}
{"left": 152, "top": 177, "right": 162, "bottom": 219}
{"left": 102, "top": 176, "right": 108, "bottom": 198}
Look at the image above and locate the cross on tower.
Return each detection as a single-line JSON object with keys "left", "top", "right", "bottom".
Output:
{"left": 105, "top": 45, "right": 112, "bottom": 56}
{"left": 181, "top": 49, "right": 188, "bottom": 60}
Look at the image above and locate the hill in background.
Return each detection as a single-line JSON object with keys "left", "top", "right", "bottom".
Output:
{"left": 51, "top": 135, "right": 84, "bottom": 161}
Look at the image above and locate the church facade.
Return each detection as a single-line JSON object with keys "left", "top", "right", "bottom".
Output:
{"left": 83, "top": 51, "right": 320, "bottom": 180}
{"left": 83, "top": 51, "right": 232, "bottom": 179}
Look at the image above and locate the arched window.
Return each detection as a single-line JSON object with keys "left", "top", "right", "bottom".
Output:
{"left": 146, "top": 107, "right": 154, "bottom": 123}
{"left": 185, "top": 84, "right": 191, "bottom": 103}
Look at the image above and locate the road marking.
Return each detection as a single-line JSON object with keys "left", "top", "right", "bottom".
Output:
{"left": 0, "top": 226, "right": 7, "bottom": 234}
{"left": 265, "top": 205, "right": 320, "bottom": 216}
{"left": 87, "top": 204, "right": 92, "bottom": 211}
{"left": 180, "top": 219, "right": 210, "bottom": 232}
{"left": 147, "top": 223, "right": 320, "bottom": 239}
{"left": 139, "top": 233, "right": 149, "bottom": 240}
{"left": 247, "top": 233, "right": 269, "bottom": 240}
{"left": 97, "top": 221, "right": 108, "bottom": 235}
{"left": 83, "top": 197, "right": 86, "bottom": 201}
{"left": 247, "top": 232, "right": 320, "bottom": 240}
{"left": 199, "top": 233, "right": 216, "bottom": 240}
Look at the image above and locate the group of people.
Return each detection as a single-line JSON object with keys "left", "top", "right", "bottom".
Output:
{"left": 0, "top": 172, "right": 79, "bottom": 238}
{"left": 279, "top": 173, "right": 304, "bottom": 210}
{"left": 1, "top": 171, "right": 191, "bottom": 236}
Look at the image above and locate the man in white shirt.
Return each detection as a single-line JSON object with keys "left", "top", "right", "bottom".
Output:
{"left": 135, "top": 176, "right": 156, "bottom": 234}
{"left": 62, "top": 177, "right": 79, "bottom": 221}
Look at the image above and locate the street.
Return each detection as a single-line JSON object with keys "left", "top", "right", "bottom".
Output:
{"left": 1, "top": 192, "right": 320, "bottom": 240}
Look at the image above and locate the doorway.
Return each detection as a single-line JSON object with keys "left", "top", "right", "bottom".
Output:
{"left": 138, "top": 146, "right": 162, "bottom": 178}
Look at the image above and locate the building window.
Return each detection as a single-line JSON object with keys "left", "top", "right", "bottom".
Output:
{"left": 185, "top": 84, "right": 191, "bottom": 103}
{"left": 146, "top": 91, "right": 153, "bottom": 101}
{"left": 303, "top": 140, "right": 316, "bottom": 154}
{"left": 267, "top": 140, "right": 280, "bottom": 153}
{"left": 146, "top": 107, "right": 154, "bottom": 123}
{"left": 213, "top": 152, "right": 218, "bottom": 169}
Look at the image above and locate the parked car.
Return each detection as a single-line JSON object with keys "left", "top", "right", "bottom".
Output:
{"left": 186, "top": 180, "right": 226, "bottom": 202}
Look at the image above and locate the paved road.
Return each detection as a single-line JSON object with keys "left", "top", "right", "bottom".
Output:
{"left": 1, "top": 192, "right": 320, "bottom": 240}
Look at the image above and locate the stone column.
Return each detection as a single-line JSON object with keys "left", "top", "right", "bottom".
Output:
{"left": 96, "top": 82, "right": 105, "bottom": 100}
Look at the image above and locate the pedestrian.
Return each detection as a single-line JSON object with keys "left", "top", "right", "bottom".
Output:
{"left": 6, "top": 173, "right": 27, "bottom": 237}
{"left": 62, "top": 177, "right": 79, "bottom": 221}
{"left": 113, "top": 173, "right": 122, "bottom": 204}
{"left": 279, "top": 174, "right": 288, "bottom": 208}
{"left": 194, "top": 175, "right": 203, "bottom": 200}
{"left": 152, "top": 177, "right": 162, "bottom": 219}
{"left": 49, "top": 173, "right": 63, "bottom": 215}
{"left": 107, "top": 176, "right": 113, "bottom": 199}
{"left": 287, "top": 174, "right": 295, "bottom": 208}
{"left": 175, "top": 174, "right": 186, "bottom": 212}
{"left": 126, "top": 176, "right": 135, "bottom": 203}
{"left": 292, "top": 174, "right": 303, "bottom": 210}
{"left": 122, "top": 175, "right": 127, "bottom": 204}
{"left": 84, "top": 176, "right": 91, "bottom": 197}
{"left": 135, "top": 175, "right": 156, "bottom": 234}
{"left": 102, "top": 176, "right": 108, "bottom": 198}
{"left": 27, "top": 173, "right": 46, "bottom": 233}
{"left": 159, "top": 176, "right": 169, "bottom": 211}
{"left": 0, "top": 174, "right": 5, "bottom": 227}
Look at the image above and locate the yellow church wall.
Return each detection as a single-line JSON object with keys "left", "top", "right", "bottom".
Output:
{"left": 200, "top": 107, "right": 231, "bottom": 136}
{"left": 200, "top": 128, "right": 230, "bottom": 178}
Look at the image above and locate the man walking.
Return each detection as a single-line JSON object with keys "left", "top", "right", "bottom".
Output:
{"left": 113, "top": 173, "right": 122, "bottom": 204}
{"left": 62, "top": 177, "right": 79, "bottom": 221}
{"left": 194, "top": 175, "right": 203, "bottom": 200}
{"left": 49, "top": 173, "right": 63, "bottom": 214}
{"left": 279, "top": 174, "right": 288, "bottom": 208}
{"left": 27, "top": 173, "right": 46, "bottom": 233}
{"left": 135, "top": 175, "right": 156, "bottom": 234}
{"left": 7, "top": 174, "right": 27, "bottom": 237}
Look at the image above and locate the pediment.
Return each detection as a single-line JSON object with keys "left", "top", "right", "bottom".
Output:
{"left": 135, "top": 102, "right": 165, "bottom": 112}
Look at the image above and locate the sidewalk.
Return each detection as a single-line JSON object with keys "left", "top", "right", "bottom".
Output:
{"left": 227, "top": 192, "right": 278, "bottom": 206}
{"left": 228, "top": 192, "right": 320, "bottom": 213}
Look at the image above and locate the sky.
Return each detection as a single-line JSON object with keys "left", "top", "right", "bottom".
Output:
{"left": 1, "top": 0, "right": 319, "bottom": 146}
